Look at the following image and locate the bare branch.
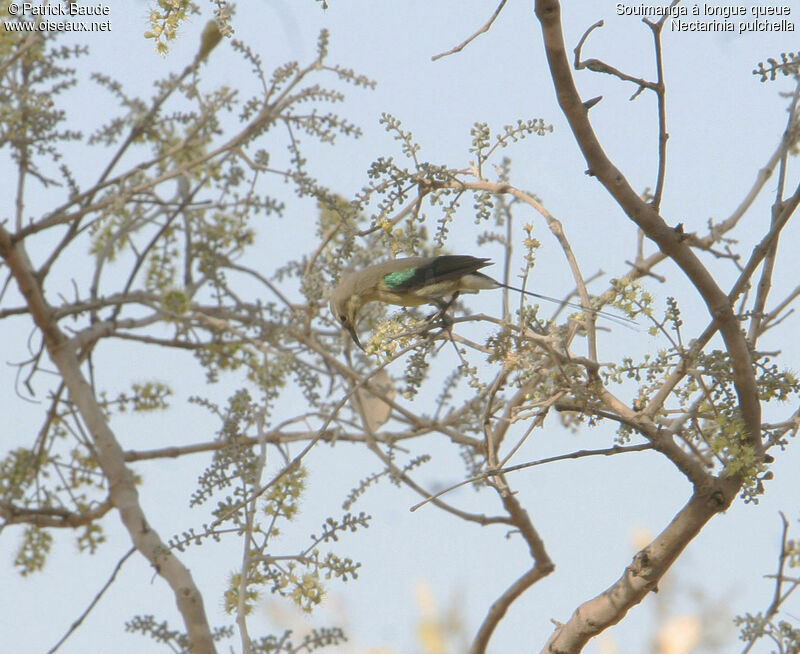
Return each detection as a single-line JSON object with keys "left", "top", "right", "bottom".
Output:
{"left": 411, "top": 442, "right": 653, "bottom": 513}
{"left": 542, "top": 480, "right": 739, "bottom": 653}
{"left": 740, "top": 513, "right": 796, "bottom": 654}
{"left": 0, "top": 499, "right": 113, "bottom": 528}
{"left": 573, "top": 21, "right": 656, "bottom": 94}
{"left": 534, "top": 0, "right": 762, "bottom": 457}
{"left": 431, "top": 0, "right": 508, "bottom": 61}
{"left": 0, "top": 223, "right": 216, "bottom": 653}
{"left": 46, "top": 548, "right": 136, "bottom": 654}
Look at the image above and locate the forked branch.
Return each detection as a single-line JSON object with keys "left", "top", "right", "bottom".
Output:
{"left": 534, "top": 0, "right": 762, "bottom": 458}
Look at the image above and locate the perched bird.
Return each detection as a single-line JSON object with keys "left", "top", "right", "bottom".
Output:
{"left": 329, "top": 255, "right": 625, "bottom": 349}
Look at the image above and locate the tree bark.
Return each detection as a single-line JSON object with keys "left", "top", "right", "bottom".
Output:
{"left": 0, "top": 226, "right": 216, "bottom": 654}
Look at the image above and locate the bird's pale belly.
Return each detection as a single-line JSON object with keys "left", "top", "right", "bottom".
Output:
{"left": 375, "top": 281, "right": 466, "bottom": 306}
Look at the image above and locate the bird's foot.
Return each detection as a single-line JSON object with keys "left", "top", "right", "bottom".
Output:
{"left": 422, "top": 309, "right": 451, "bottom": 329}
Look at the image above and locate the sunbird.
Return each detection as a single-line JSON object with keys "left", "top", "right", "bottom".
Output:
{"left": 330, "top": 254, "right": 627, "bottom": 349}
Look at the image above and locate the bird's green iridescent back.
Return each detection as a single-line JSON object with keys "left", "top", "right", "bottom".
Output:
{"left": 382, "top": 267, "right": 418, "bottom": 289}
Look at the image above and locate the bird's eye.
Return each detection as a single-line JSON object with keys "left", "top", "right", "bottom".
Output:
{"left": 339, "top": 314, "right": 347, "bottom": 323}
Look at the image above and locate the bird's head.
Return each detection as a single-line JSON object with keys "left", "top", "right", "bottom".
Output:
{"left": 329, "top": 281, "right": 364, "bottom": 351}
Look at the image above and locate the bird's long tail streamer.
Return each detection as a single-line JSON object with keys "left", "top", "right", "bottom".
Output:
{"left": 496, "top": 282, "right": 638, "bottom": 328}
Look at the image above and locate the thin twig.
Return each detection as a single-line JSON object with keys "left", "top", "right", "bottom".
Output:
{"left": 431, "top": 0, "right": 508, "bottom": 61}
{"left": 643, "top": 17, "right": 669, "bottom": 211}
{"left": 47, "top": 548, "right": 136, "bottom": 654}
{"left": 747, "top": 78, "right": 800, "bottom": 342}
{"left": 411, "top": 442, "right": 652, "bottom": 512}
{"left": 573, "top": 20, "right": 655, "bottom": 92}
{"left": 740, "top": 512, "right": 792, "bottom": 654}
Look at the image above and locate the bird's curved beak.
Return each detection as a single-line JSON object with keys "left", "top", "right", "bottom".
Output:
{"left": 347, "top": 323, "right": 364, "bottom": 351}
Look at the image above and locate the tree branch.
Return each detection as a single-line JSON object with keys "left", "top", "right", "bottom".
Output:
{"left": 0, "top": 499, "right": 113, "bottom": 528}
{"left": 541, "top": 479, "right": 738, "bottom": 653}
{"left": 431, "top": 0, "right": 508, "bottom": 61}
{"left": 533, "top": 0, "right": 762, "bottom": 457}
{"left": 0, "top": 225, "right": 216, "bottom": 654}
{"left": 47, "top": 548, "right": 136, "bottom": 654}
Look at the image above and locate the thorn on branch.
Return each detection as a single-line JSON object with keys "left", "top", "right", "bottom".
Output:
{"left": 583, "top": 96, "right": 603, "bottom": 110}
{"left": 630, "top": 85, "right": 646, "bottom": 101}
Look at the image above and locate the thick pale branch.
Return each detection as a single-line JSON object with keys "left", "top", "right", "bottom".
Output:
{"left": 0, "top": 226, "right": 216, "bottom": 654}
{"left": 542, "top": 480, "right": 738, "bottom": 653}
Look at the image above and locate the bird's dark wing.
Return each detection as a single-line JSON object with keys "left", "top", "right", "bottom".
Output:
{"left": 385, "top": 255, "right": 492, "bottom": 291}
